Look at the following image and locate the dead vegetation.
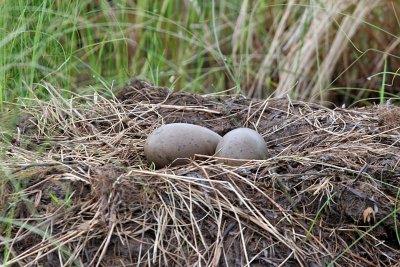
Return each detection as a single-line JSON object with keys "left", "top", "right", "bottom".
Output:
{"left": 0, "top": 80, "right": 399, "bottom": 266}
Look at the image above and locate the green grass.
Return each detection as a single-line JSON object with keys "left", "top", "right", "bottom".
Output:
{"left": 380, "top": 54, "right": 388, "bottom": 104}
{"left": 329, "top": 205, "right": 400, "bottom": 267}
{"left": 304, "top": 192, "right": 336, "bottom": 241}
{"left": 0, "top": 215, "right": 78, "bottom": 265}
{"left": 0, "top": 0, "right": 399, "bottom": 108}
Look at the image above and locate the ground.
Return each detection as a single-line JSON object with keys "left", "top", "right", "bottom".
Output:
{"left": 1, "top": 80, "right": 400, "bottom": 266}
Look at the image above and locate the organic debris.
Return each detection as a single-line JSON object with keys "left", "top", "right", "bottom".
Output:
{"left": 1, "top": 80, "right": 399, "bottom": 266}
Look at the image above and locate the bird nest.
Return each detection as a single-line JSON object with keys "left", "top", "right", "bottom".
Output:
{"left": 1, "top": 80, "right": 400, "bottom": 266}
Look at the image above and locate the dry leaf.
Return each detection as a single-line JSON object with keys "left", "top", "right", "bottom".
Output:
{"left": 363, "top": 207, "right": 375, "bottom": 224}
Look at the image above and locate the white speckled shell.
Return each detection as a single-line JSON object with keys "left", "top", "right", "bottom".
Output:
{"left": 215, "top": 128, "right": 267, "bottom": 166}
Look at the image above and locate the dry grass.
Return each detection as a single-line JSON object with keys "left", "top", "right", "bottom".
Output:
{"left": 0, "top": 81, "right": 399, "bottom": 266}
{"left": 276, "top": 1, "right": 378, "bottom": 99}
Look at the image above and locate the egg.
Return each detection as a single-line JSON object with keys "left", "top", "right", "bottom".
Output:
{"left": 215, "top": 128, "right": 267, "bottom": 166}
{"left": 144, "top": 123, "right": 222, "bottom": 168}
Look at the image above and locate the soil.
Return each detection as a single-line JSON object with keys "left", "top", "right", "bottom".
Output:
{"left": 1, "top": 80, "right": 400, "bottom": 266}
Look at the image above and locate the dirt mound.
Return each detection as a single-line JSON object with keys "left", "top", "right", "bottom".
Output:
{"left": 1, "top": 80, "right": 399, "bottom": 266}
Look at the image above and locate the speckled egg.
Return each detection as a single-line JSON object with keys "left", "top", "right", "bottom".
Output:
{"left": 144, "top": 123, "right": 222, "bottom": 168}
{"left": 215, "top": 128, "right": 267, "bottom": 166}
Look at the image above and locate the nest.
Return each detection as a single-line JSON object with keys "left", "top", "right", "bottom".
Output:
{"left": 1, "top": 80, "right": 400, "bottom": 266}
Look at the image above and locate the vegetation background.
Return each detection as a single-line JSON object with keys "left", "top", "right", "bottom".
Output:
{"left": 1, "top": 0, "right": 400, "bottom": 108}
{"left": 1, "top": 1, "right": 400, "bottom": 265}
